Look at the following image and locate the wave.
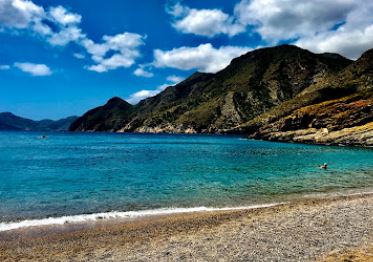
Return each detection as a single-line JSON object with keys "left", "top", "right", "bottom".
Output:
{"left": 0, "top": 202, "right": 284, "bottom": 232}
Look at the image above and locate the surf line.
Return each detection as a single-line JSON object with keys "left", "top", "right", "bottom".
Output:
{"left": 0, "top": 202, "right": 286, "bottom": 232}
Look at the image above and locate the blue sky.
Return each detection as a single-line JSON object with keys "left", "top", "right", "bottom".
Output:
{"left": 0, "top": 0, "right": 372, "bottom": 120}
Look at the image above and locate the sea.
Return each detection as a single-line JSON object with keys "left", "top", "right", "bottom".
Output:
{"left": 0, "top": 131, "right": 372, "bottom": 231}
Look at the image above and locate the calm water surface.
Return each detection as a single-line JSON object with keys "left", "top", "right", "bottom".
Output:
{"left": 0, "top": 131, "right": 372, "bottom": 222}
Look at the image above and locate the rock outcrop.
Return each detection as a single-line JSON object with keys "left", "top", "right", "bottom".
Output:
{"left": 239, "top": 48, "right": 373, "bottom": 146}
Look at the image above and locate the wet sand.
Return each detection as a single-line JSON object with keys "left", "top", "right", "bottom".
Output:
{"left": 1, "top": 193, "right": 373, "bottom": 261}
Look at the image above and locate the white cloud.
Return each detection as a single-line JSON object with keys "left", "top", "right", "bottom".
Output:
{"left": 168, "top": 3, "right": 244, "bottom": 37}
{"left": 166, "top": 75, "right": 184, "bottom": 84}
{"left": 87, "top": 53, "right": 138, "bottom": 73}
{"left": 14, "top": 62, "right": 52, "bottom": 76}
{"left": 81, "top": 39, "right": 107, "bottom": 59}
{"left": 127, "top": 89, "right": 162, "bottom": 104}
{"left": 234, "top": 0, "right": 373, "bottom": 59}
{"left": 165, "top": 2, "right": 187, "bottom": 17}
{"left": 153, "top": 43, "right": 251, "bottom": 73}
{"left": 0, "top": 0, "right": 44, "bottom": 29}
{"left": 174, "top": 9, "right": 243, "bottom": 37}
{"left": 234, "top": 0, "right": 356, "bottom": 42}
{"left": 166, "top": 0, "right": 373, "bottom": 59}
{"left": 127, "top": 75, "right": 184, "bottom": 104}
{"left": 0, "top": 64, "right": 10, "bottom": 70}
{"left": 84, "top": 32, "right": 145, "bottom": 73}
{"left": 73, "top": 53, "right": 85, "bottom": 59}
{"left": 47, "top": 26, "right": 84, "bottom": 46}
{"left": 49, "top": 6, "right": 81, "bottom": 26}
{"left": 0, "top": 1, "right": 85, "bottom": 45}
{"left": 133, "top": 66, "right": 153, "bottom": 78}
{"left": 294, "top": 1, "right": 373, "bottom": 59}
{"left": 296, "top": 25, "right": 373, "bottom": 60}
{"left": 0, "top": 0, "right": 145, "bottom": 72}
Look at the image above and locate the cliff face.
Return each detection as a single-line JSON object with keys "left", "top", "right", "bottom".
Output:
{"left": 239, "top": 48, "right": 373, "bottom": 146}
{"left": 70, "top": 45, "right": 353, "bottom": 130}
{"left": 69, "top": 45, "right": 372, "bottom": 146}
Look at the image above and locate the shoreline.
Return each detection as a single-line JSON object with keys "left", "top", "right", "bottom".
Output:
{"left": 2, "top": 186, "right": 373, "bottom": 233}
{"left": 2, "top": 129, "right": 373, "bottom": 149}
{"left": 0, "top": 202, "right": 286, "bottom": 232}
{"left": 2, "top": 192, "right": 373, "bottom": 261}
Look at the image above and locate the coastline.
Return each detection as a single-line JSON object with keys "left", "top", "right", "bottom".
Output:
{"left": 2, "top": 186, "right": 373, "bottom": 233}
{"left": 2, "top": 192, "right": 373, "bottom": 261}
{"left": 0, "top": 202, "right": 285, "bottom": 232}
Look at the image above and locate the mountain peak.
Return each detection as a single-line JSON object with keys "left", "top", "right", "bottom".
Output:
{"left": 0, "top": 112, "right": 16, "bottom": 117}
{"left": 346, "top": 48, "right": 373, "bottom": 76}
{"left": 69, "top": 96, "right": 134, "bottom": 132}
{"left": 361, "top": 48, "right": 373, "bottom": 57}
{"left": 0, "top": 112, "right": 77, "bottom": 131}
{"left": 70, "top": 45, "right": 371, "bottom": 137}
{"left": 107, "top": 97, "right": 127, "bottom": 104}
{"left": 357, "top": 48, "right": 373, "bottom": 65}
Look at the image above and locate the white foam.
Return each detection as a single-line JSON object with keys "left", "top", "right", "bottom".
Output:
{"left": 0, "top": 203, "right": 284, "bottom": 232}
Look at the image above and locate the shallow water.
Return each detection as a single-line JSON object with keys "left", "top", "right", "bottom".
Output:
{"left": 0, "top": 131, "right": 372, "bottom": 222}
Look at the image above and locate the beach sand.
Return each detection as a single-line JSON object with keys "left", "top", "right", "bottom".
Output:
{"left": 1, "top": 193, "right": 373, "bottom": 261}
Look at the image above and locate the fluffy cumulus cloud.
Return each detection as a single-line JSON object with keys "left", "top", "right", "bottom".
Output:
{"left": 234, "top": 0, "right": 355, "bottom": 41}
{"left": 126, "top": 88, "right": 163, "bottom": 104}
{"left": 0, "top": 0, "right": 43, "bottom": 29}
{"left": 166, "top": 75, "right": 183, "bottom": 83}
{"left": 167, "top": 2, "right": 244, "bottom": 37}
{"left": 294, "top": 1, "right": 373, "bottom": 59}
{"left": 126, "top": 75, "right": 184, "bottom": 104}
{"left": 14, "top": 62, "right": 52, "bottom": 76}
{"left": 0, "top": 1, "right": 85, "bottom": 45}
{"left": 0, "top": 0, "right": 145, "bottom": 72}
{"left": 83, "top": 33, "right": 145, "bottom": 73}
{"left": 167, "top": 0, "right": 373, "bottom": 59}
{"left": 49, "top": 5, "right": 81, "bottom": 25}
{"left": 133, "top": 66, "right": 154, "bottom": 78}
{"left": 153, "top": 43, "right": 251, "bottom": 73}
{"left": 235, "top": 0, "right": 373, "bottom": 59}
{"left": 296, "top": 25, "right": 373, "bottom": 60}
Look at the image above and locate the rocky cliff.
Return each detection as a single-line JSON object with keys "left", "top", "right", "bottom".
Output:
{"left": 69, "top": 45, "right": 372, "bottom": 146}
{"left": 238, "top": 48, "right": 373, "bottom": 146}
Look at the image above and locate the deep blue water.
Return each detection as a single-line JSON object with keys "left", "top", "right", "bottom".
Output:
{"left": 0, "top": 131, "right": 372, "bottom": 222}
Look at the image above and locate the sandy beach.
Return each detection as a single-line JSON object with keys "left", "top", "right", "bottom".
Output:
{"left": 0, "top": 193, "right": 373, "bottom": 261}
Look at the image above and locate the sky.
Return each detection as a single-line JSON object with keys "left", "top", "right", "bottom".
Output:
{"left": 0, "top": 0, "right": 372, "bottom": 120}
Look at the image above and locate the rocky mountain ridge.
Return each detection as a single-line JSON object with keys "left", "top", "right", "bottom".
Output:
{"left": 70, "top": 45, "right": 372, "bottom": 146}
{"left": 0, "top": 112, "right": 78, "bottom": 131}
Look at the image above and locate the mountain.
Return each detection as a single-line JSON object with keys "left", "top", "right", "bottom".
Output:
{"left": 0, "top": 112, "right": 78, "bottom": 131}
{"left": 70, "top": 45, "right": 372, "bottom": 146}
{"left": 238, "top": 48, "right": 373, "bottom": 146}
{"left": 69, "top": 97, "right": 134, "bottom": 132}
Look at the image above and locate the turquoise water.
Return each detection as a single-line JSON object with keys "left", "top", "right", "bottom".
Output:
{"left": 0, "top": 131, "right": 372, "bottom": 222}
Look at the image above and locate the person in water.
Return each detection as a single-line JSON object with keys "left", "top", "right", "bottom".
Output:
{"left": 320, "top": 163, "right": 328, "bottom": 169}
